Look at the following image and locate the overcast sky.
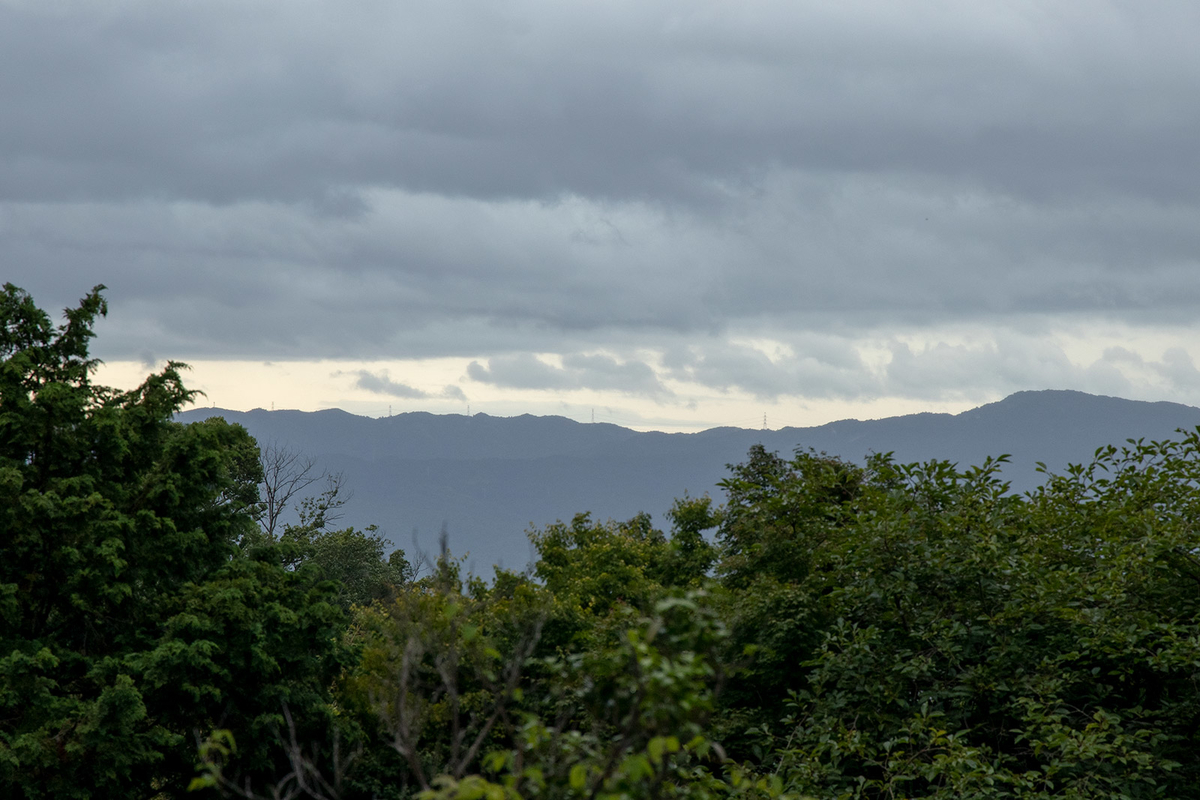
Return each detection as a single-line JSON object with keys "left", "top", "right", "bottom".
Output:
{"left": 6, "top": 0, "right": 1200, "bottom": 430}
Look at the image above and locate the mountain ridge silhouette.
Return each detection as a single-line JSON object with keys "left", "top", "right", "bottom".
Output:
{"left": 177, "top": 390, "right": 1200, "bottom": 572}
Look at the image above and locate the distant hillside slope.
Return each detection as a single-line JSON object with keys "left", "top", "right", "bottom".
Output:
{"left": 177, "top": 391, "right": 1200, "bottom": 573}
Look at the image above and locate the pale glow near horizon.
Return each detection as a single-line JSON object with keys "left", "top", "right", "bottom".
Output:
{"left": 88, "top": 317, "right": 1200, "bottom": 434}
{"left": 93, "top": 358, "right": 985, "bottom": 433}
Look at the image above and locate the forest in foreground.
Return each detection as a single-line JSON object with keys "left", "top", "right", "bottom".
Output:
{"left": 5, "top": 284, "right": 1200, "bottom": 800}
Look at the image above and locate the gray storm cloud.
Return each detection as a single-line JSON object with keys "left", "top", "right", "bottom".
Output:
{"left": 467, "top": 353, "right": 672, "bottom": 398}
{"left": 5, "top": 1, "right": 1197, "bottom": 205}
{"left": 5, "top": 0, "right": 1200, "bottom": 404}
{"left": 350, "top": 371, "right": 430, "bottom": 399}
{"left": 347, "top": 370, "right": 466, "bottom": 401}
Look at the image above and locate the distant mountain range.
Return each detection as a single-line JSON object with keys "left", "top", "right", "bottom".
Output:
{"left": 177, "top": 391, "right": 1200, "bottom": 573}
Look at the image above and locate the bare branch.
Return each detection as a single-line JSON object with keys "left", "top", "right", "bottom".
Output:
{"left": 257, "top": 441, "right": 323, "bottom": 540}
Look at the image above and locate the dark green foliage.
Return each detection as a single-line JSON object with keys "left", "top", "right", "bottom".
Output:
{"left": 403, "top": 439, "right": 1200, "bottom": 798}
{"left": 718, "top": 445, "right": 866, "bottom": 589}
{"left": 719, "top": 443, "right": 1200, "bottom": 798}
{"left": 142, "top": 550, "right": 350, "bottom": 786}
{"left": 259, "top": 464, "right": 413, "bottom": 611}
{"left": 0, "top": 285, "right": 346, "bottom": 798}
{"left": 339, "top": 556, "right": 546, "bottom": 798}
{"left": 713, "top": 448, "right": 872, "bottom": 744}
{"left": 283, "top": 523, "right": 412, "bottom": 610}
{"left": 660, "top": 495, "right": 720, "bottom": 588}
{"left": 532, "top": 512, "right": 669, "bottom": 617}
{"left": 420, "top": 593, "right": 791, "bottom": 800}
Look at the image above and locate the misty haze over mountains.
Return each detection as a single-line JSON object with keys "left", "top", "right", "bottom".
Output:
{"left": 178, "top": 391, "right": 1200, "bottom": 573}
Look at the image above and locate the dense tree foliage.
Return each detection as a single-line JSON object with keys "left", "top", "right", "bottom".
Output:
{"left": 6, "top": 284, "right": 1200, "bottom": 798}
{"left": 0, "top": 285, "right": 348, "bottom": 797}
{"left": 716, "top": 446, "right": 1200, "bottom": 798}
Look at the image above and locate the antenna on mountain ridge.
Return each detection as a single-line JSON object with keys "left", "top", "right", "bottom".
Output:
{"left": 762, "top": 412, "right": 767, "bottom": 430}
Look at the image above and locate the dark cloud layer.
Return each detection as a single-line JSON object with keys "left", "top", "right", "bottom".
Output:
{"left": 5, "top": 1, "right": 1200, "bottom": 404}
{"left": 468, "top": 354, "right": 671, "bottom": 398}
{"left": 346, "top": 370, "right": 465, "bottom": 401}
{"left": 6, "top": 2, "right": 1199, "bottom": 206}
{"left": 350, "top": 371, "right": 429, "bottom": 399}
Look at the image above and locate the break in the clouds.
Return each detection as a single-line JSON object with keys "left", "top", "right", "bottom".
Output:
{"left": 6, "top": 0, "right": 1200, "bottom": 415}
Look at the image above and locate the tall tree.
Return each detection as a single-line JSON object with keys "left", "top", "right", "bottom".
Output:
{"left": 0, "top": 284, "right": 346, "bottom": 798}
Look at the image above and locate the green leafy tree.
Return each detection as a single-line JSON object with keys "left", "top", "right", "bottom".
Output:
{"left": 659, "top": 496, "right": 720, "bottom": 589}
{"left": 529, "top": 507, "right": 721, "bottom": 656}
{"left": 337, "top": 556, "right": 546, "bottom": 798}
{"left": 712, "top": 442, "right": 1200, "bottom": 798}
{"left": 710, "top": 448, "right": 875, "bottom": 750}
{"left": 301, "top": 526, "right": 412, "bottom": 610}
{"left": 279, "top": 506, "right": 412, "bottom": 611}
{"left": 0, "top": 284, "right": 347, "bottom": 798}
{"left": 421, "top": 592, "right": 806, "bottom": 800}
{"left": 532, "top": 513, "right": 670, "bottom": 619}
